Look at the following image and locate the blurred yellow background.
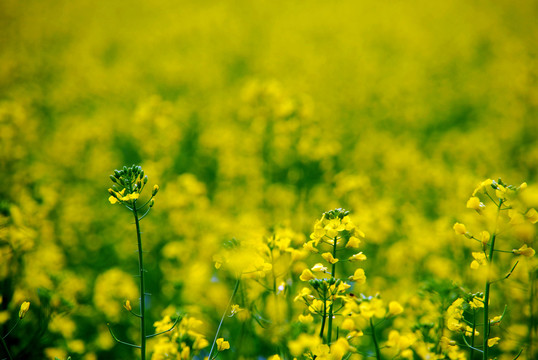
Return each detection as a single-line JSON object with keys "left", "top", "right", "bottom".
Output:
{"left": 1, "top": 0, "right": 537, "bottom": 359}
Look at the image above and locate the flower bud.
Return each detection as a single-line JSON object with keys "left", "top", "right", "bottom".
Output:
{"left": 152, "top": 184, "right": 159, "bottom": 196}
{"left": 19, "top": 301, "right": 30, "bottom": 319}
{"left": 453, "top": 223, "right": 467, "bottom": 235}
{"left": 124, "top": 300, "right": 132, "bottom": 312}
{"left": 144, "top": 175, "right": 148, "bottom": 184}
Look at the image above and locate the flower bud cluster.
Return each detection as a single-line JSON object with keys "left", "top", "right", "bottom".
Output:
{"left": 108, "top": 165, "right": 158, "bottom": 206}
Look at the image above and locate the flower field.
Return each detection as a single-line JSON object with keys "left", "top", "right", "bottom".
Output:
{"left": 1, "top": 0, "right": 537, "bottom": 359}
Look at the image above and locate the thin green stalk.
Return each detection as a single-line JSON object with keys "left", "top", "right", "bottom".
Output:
{"left": 208, "top": 277, "right": 241, "bottom": 359}
{"left": 470, "top": 309, "right": 476, "bottom": 360}
{"left": 483, "top": 202, "right": 501, "bottom": 360}
{"left": 370, "top": 318, "right": 381, "bottom": 360}
{"left": 133, "top": 202, "right": 146, "bottom": 360}
{"left": 1, "top": 334, "right": 13, "bottom": 360}
{"left": 327, "top": 236, "right": 338, "bottom": 345}
{"left": 319, "top": 286, "right": 327, "bottom": 339}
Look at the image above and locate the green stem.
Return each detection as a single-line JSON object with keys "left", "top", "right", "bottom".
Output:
{"left": 208, "top": 277, "right": 241, "bottom": 359}
{"left": 133, "top": 202, "right": 146, "bottom": 360}
{"left": 319, "top": 286, "right": 327, "bottom": 339}
{"left": 483, "top": 202, "right": 501, "bottom": 360}
{"left": 529, "top": 266, "right": 536, "bottom": 360}
{"left": 1, "top": 334, "right": 13, "bottom": 360}
{"left": 471, "top": 309, "right": 476, "bottom": 360}
{"left": 327, "top": 236, "right": 338, "bottom": 345}
{"left": 370, "top": 318, "right": 381, "bottom": 360}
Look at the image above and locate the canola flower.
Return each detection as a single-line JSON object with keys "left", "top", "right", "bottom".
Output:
{"left": 106, "top": 165, "right": 178, "bottom": 360}
{"left": 453, "top": 178, "right": 536, "bottom": 360}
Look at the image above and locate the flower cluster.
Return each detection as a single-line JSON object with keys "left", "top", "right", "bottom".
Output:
{"left": 451, "top": 178, "right": 537, "bottom": 358}
{"left": 151, "top": 315, "right": 210, "bottom": 360}
{"left": 108, "top": 165, "right": 159, "bottom": 206}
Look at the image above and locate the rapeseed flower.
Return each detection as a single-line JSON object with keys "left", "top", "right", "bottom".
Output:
{"left": 18, "top": 301, "right": 30, "bottom": 319}
{"left": 216, "top": 338, "right": 230, "bottom": 351}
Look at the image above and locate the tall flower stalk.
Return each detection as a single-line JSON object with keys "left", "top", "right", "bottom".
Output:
{"left": 452, "top": 178, "right": 536, "bottom": 360}
{"left": 106, "top": 165, "right": 177, "bottom": 359}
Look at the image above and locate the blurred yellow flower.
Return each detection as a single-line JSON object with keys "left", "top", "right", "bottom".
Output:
{"left": 388, "top": 301, "right": 404, "bottom": 316}
{"left": 298, "top": 313, "right": 313, "bottom": 324}
{"left": 488, "top": 337, "right": 500, "bottom": 347}
{"left": 348, "top": 252, "right": 366, "bottom": 261}
{"left": 466, "top": 196, "right": 484, "bottom": 212}
{"left": 345, "top": 236, "right": 361, "bottom": 248}
{"left": 526, "top": 208, "right": 538, "bottom": 223}
{"left": 18, "top": 301, "right": 30, "bottom": 319}
{"left": 513, "top": 244, "right": 535, "bottom": 257}
{"left": 299, "top": 269, "right": 315, "bottom": 281}
{"left": 321, "top": 252, "right": 338, "bottom": 264}
{"left": 348, "top": 268, "right": 366, "bottom": 284}
{"left": 311, "top": 263, "right": 328, "bottom": 272}
{"left": 470, "top": 252, "right": 487, "bottom": 269}
{"left": 453, "top": 222, "right": 467, "bottom": 235}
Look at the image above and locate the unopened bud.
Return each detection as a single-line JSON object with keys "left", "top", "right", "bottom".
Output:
{"left": 19, "top": 301, "right": 30, "bottom": 319}
{"left": 110, "top": 175, "right": 118, "bottom": 183}
{"left": 152, "top": 185, "right": 159, "bottom": 196}
{"left": 124, "top": 300, "right": 132, "bottom": 312}
{"left": 149, "top": 199, "right": 155, "bottom": 208}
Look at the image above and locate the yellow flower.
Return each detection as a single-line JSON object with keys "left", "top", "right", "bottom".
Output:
{"left": 309, "top": 299, "right": 329, "bottom": 314}
{"left": 299, "top": 269, "right": 315, "bottom": 281}
{"left": 470, "top": 252, "right": 487, "bottom": 269}
{"left": 294, "top": 287, "right": 313, "bottom": 302}
{"left": 348, "top": 252, "right": 366, "bottom": 261}
{"left": 453, "top": 222, "right": 467, "bottom": 235}
{"left": 472, "top": 179, "right": 493, "bottom": 196}
{"left": 388, "top": 301, "right": 404, "bottom": 316}
{"left": 526, "top": 208, "right": 538, "bottom": 223}
{"left": 513, "top": 244, "right": 535, "bottom": 257}
{"left": 488, "top": 337, "right": 500, "bottom": 347}
{"left": 508, "top": 210, "right": 525, "bottom": 225}
{"left": 478, "top": 231, "right": 490, "bottom": 246}
{"left": 288, "top": 334, "right": 322, "bottom": 357}
{"left": 229, "top": 304, "right": 243, "bottom": 317}
{"left": 348, "top": 268, "right": 366, "bottom": 284}
{"left": 193, "top": 337, "right": 209, "bottom": 350}
{"left": 216, "top": 338, "right": 230, "bottom": 351}
{"left": 495, "top": 184, "right": 506, "bottom": 199}
{"left": 123, "top": 300, "right": 132, "bottom": 312}
{"left": 469, "top": 296, "right": 484, "bottom": 309}
{"left": 19, "top": 301, "right": 30, "bottom": 319}
{"left": 341, "top": 318, "right": 355, "bottom": 331}
{"left": 345, "top": 236, "right": 361, "bottom": 248}
{"left": 298, "top": 313, "right": 314, "bottom": 324}
{"left": 321, "top": 252, "right": 339, "bottom": 264}
{"left": 466, "top": 196, "right": 485, "bottom": 212}
{"left": 311, "top": 263, "right": 328, "bottom": 272}
{"left": 330, "top": 338, "right": 354, "bottom": 360}
{"left": 303, "top": 240, "right": 319, "bottom": 253}
{"left": 268, "top": 355, "right": 281, "bottom": 360}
